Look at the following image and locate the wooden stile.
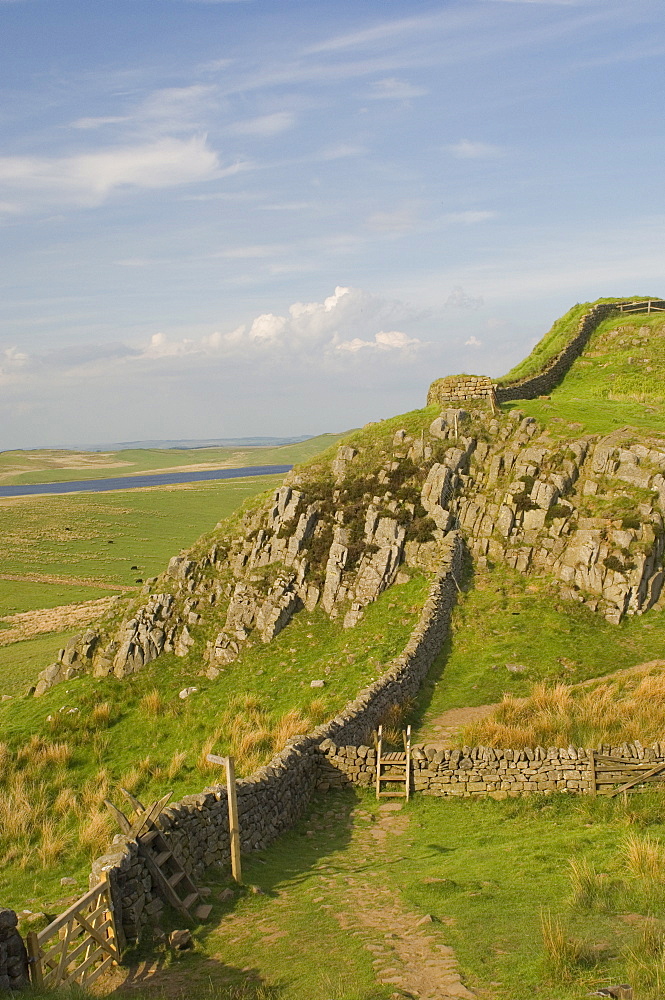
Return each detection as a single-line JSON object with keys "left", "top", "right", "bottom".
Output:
{"left": 375, "top": 726, "right": 411, "bottom": 801}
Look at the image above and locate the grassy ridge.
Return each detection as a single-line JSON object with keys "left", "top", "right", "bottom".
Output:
{"left": 498, "top": 296, "right": 652, "bottom": 386}
{"left": 505, "top": 311, "right": 665, "bottom": 435}
{"left": 0, "top": 435, "right": 345, "bottom": 486}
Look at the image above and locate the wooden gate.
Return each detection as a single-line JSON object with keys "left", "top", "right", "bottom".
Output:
{"left": 26, "top": 878, "right": 118, "bottom": 990}
{"left": 590, "top": 752, "right": 665, "bottom": 797}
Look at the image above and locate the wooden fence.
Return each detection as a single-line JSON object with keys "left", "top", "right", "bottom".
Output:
{"left": 26, "top": 879, "right": 118, "bottom": 990}
{"left": 590, "top": 752, "right": 665, "bottom": 797}
{"left": 617, "top": 299, "right": 665, "bottom": 314}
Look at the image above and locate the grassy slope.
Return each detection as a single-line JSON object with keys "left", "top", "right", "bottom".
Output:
{"left": 505, "top": 311, "right": 665, "bottom": 435}
{"left": 0, "top": 434, "right": 346, "bottom": 486}
{"left": 498, "top": 296, "right": 652, "bottom": 385}
{"left": 412, "top": 563, "right": 665, "bottom": 732}
{"left": 0, "top": 573, "right": 428, "bottom": 911}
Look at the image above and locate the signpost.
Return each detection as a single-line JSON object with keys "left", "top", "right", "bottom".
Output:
{"left": 206, "top": 754, "right": 242, "bottom": 883}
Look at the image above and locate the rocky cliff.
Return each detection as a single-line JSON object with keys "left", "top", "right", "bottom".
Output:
{"left": 35, "top": 397, "right": 665, "bottom": 696}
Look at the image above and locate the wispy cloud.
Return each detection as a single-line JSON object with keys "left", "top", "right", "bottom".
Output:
{"left": 447, "top": 286, "right": 485, "bottom": 310}
{"left": 367, "top": 77, "right": 427, "bottom": 100}
{"left": 449, "top": 139, "right": 503, "bottom": 159}
{"left": 0, "top": 135, "right": 233, "bottom": 212}
{"left": 229, "top": 112, "right": 295, "bottom": 136}
{"left": 444, "top": 210, "right": 497, "bottom": 225}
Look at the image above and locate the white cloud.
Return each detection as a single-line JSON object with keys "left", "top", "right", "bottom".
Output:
{"left": 465, "top": 335, "right": 482, "bottom": 347}
{"left": 0, "top": 135, "right": 229, "bottom": 211}
{"left": 367, "top": 77, "right": 427, "bottom": 100}
{"left": 335, "top": 330, "right": 422, "bottom": 353}
{"left": 229, "top": 112, "right": 295, "bottom": 136}
{"left": 316, "top": 143, "right": 366, "bottom": 161}
{"left": 446, "top": 286, "right": 485, "bottom": 310}
{"left": 449, "top": 139, "right": 503, "bottom": 159}
{"left": 71, "top": 116, "right": 130, "bottom": 130}
{"left": 444, "top": 211, "right": 496, "bottom": 225}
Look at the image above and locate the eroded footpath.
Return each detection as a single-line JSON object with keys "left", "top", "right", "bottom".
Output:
{"left": 104, "top": 790, "right": 476, "bottom": 1000}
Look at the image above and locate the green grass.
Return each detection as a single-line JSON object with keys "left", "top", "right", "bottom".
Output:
{"left": 412, "top": 562, "right": 665, "bottom": 729}
{"left": 0, "top": 580, "right": 116, "bottom": 617}
{"left": 0, "top": 474, "right": 285, "bottom": 591}
{"left": 0, "top": 630, "right": 79, "bottom": 697}
{"left": 501, "top": 310, "right": 665, "bottom": 436}
{"left": 0, "top": 435, "right": 346, "bottom": 486}
{"left": 498, "top": 296, "right": 654, "bottom": 385}
{"left": 395, "top": 791, "right": 665, "bottom": 1000}
{"left": 110, "top": 785, "right": 665, "bottom": 1000}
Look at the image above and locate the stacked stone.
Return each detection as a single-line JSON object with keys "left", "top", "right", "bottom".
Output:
{"left": 320, "top": 741, "right": 665, "bottom": 798}
{"left": 427, "top": 375, "right": 497, "bottom": 406}
{"left": 496, "top": 302, "right": 618, "bottom": 402}
{"left": 88, "top": 539, "right": 464, "bottom": 942}
{"left": 0, "top": 910, "right": 29, "bottom": 992}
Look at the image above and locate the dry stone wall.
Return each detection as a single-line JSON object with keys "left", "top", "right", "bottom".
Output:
{"left": 88, "top": 533, "right": 464, "bottom": 943}
{"left": 319, "top": 740, "right": 665, "bottom": 798}
{"left": 495, "top": 302, "right": 617, "bottom": 401}
{"left": 427, "top": 375, "right": 496, "bottom": 407}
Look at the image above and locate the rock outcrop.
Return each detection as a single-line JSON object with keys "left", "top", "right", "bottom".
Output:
{"left": 34, "top": 402, "right": 665, "bottom": 695}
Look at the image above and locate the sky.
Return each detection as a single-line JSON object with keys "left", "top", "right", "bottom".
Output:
{"left": 1, "top": 0, "right": 664, "bottom": 450}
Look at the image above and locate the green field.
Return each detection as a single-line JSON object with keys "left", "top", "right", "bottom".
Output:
{"left": 0, "top": 475, "right": 285, "bottom": 592}
{"left": 0, "top": 434, "right": 346, "bottom": 486}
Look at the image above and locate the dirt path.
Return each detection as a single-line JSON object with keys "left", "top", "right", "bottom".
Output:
{"left": 416, "top": 704, "right": 500, "bottom": 747}
{"left": 0, "top": 572, "right": 137, "bottom": 592}
{"left": 104, "top": 797, "right": 476, "bottom": 1000}
{"left": 324, "top": 801, "right": 475, "bottom": 999}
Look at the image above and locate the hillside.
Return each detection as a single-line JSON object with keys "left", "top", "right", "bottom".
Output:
{"left": 4, "top": 297, "right": 665, "bottom": 999}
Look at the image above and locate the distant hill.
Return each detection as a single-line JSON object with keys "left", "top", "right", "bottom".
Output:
{"left": 74, "top": 436, "right": 316, "bottom": 451}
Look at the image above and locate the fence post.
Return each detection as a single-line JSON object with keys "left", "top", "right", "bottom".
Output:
{"left": 225, "top": 756, "right": 242, "bottom": 884}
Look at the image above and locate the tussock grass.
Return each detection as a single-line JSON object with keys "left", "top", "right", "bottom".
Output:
{"left": 140, "top": 688, "right": 165, "bottom": 716}
{"left": 568, "top": 857, "right": 613, "bottom": 911}
{"left": 540, "top": 910, "right": 596, "bottom": 979}
{"left": 460, "top": 673, "right": 665, "bottom": 748}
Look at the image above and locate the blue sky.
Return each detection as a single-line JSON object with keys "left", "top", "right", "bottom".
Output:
{"left": 1, "top": 0, "right": 664, "bottom": 448}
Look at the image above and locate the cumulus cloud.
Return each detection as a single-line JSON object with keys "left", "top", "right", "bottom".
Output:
{"left": 0, "top": 135, "right": 232, "bottom": 211}
{"left": 465, "top": 335, "right": 482, "bottom": 347}
{"left": 335, "top": 330, "right": 421, "bottom": 353}
{"left": 449, "top": 139, "right": 503, "bottom": 159}
{"left": 367, "top": 77, "right": 427, "bottom": 100}
{"left": 3, "top": 287, "right": 424, "bottom": 392}
{"left": 446, "top": 285, "right": 484, "bottom": 310}
{"left": 0, "top": 346, "right": 30, "bottom": 385}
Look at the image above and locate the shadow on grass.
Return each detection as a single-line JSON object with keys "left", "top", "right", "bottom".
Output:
{"left": 110, "top": 789, "right": 381, "bottom": 1000}
{"left": 407, "top": 543, "right": 476, "bottom": 735}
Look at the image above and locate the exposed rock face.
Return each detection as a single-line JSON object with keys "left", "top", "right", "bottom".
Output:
{"left": 36, "top": 406, "right": 665, "bottom": 695}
